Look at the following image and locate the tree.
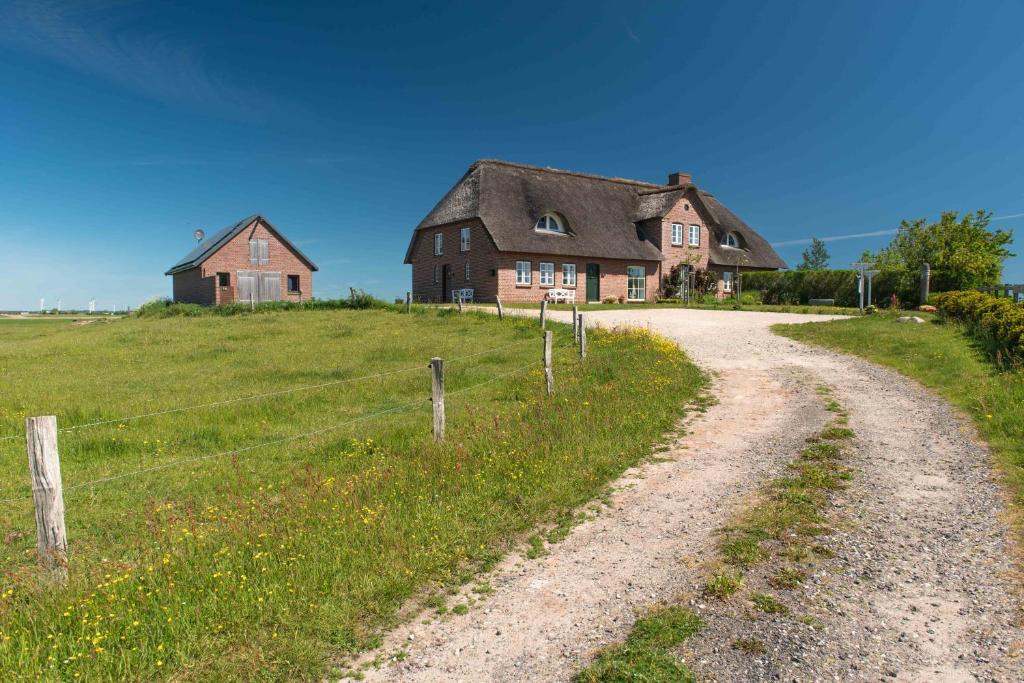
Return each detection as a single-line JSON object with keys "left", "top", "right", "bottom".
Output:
{"left": 797, "top": 238, "right": 830, "bottom": 270}
{"left": 870, "top": 210, "right": 1014, "bottom": 292}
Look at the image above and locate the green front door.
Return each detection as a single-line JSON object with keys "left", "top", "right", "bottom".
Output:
{"left": 586, "top": 263, "right": 600, "bottom": 302}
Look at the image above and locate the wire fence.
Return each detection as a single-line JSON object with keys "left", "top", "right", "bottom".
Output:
{"left": 1, "top": 333, "right": 580, "bottom": 506}
{"left": 0, "top": 337, "right": 540, "bottom": 443}
{"left": 3, "top": 306, "right": 591, "bottom": 586}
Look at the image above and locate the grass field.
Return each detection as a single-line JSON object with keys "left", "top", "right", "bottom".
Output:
{"left": 774, "top": 313, "right": 1024, "bottom": 538}
{"left": 0, "top": 308, "right": 703, "bottom": 680}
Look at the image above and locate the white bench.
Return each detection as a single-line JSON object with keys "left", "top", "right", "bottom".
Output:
{"left": 451, "top": 288, "right": 475, "bottom": 303}
{"left": 546, "top": 288, "right": 576, "bottom": 304}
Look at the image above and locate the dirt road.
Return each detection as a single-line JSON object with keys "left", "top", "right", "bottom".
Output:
{"left": 358, "top": 308, "right": 1022, "bottom": 682}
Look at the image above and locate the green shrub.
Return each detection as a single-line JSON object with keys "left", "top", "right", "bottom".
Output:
{"left": 742, "top": 270, "right": 920, "bottom": 307}
{"left": 135, "top": 292, "right": 392, "bottom": 318}
{"left": 935, "top": 291, "right": 1024, "bottom": 361}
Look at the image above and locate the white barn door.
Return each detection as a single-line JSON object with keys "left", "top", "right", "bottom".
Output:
{"left": 237, "top": 272, "right": 256, "bottom": 304}
{"left": 235, "top": 271, "right": 280, "bottom": 303}
{"left": 259, "top": 272, "right": 281, "bottom": 302}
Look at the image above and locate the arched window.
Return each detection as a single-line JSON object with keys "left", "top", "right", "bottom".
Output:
{"left": 721, "top": 232, "right": 739, "bottom": 248}
{"left": 534, "top": 213, "right": 565, "bottom": 233}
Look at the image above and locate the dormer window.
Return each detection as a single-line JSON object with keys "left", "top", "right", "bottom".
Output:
{"left": 721, "top": 232, "right": 740, "bottom": 248}
{"left": 534, "top": 213, "right": 565, "bottom": 234}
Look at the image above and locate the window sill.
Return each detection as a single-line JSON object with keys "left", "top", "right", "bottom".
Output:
{"left": 515, "top": 284, "right": 533, "bottom": 288}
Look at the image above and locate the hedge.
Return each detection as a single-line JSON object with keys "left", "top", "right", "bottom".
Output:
{"left": 934, "top": 291, "right": 1024, "bottom": 361}
{"left": 135, "top": 292, "right": 391, "bottom": 318}
{"left": 741, "top": 270, "right": 921, "bottom": 307}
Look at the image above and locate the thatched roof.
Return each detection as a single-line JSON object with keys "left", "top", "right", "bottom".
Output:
{"left": 700, "top": 193, "right": 788, "bottom": 270}
{"left": 406, "top": 160, "right": 786, "bottom": 270}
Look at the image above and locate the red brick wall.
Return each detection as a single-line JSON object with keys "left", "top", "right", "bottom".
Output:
{"left": 171, "top": 267, "right": 214, "bottom": 305}
{"left": 409, "top": 220, "right": 663, "bottom": 304}
{"left": 653, "top": 191, "right": 713, "bottom": 296}
{"left": 171, "top": 218, "right": 314, "bottom": 305}
{"left": 494, "top": 253, "right": 660, "bottom": 303}
{"left": 410, "top": 219, "right": 499, "bottom": 303}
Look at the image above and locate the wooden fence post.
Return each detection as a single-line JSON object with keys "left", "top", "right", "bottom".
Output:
{"left": 457, "top": 294, "right": 464, "bottom": 314}
{"left": 496, "top": 296, "right": 504, "bottom": 320}
{"left": 572, "top": 304, "right": 579, "bottom": 342}
{"left": 540, "top": 300, "right": 547, "bottom": 329}
{"left": 543, "top": 330, "right": 554, "bottom": 396}
{"left": 430, "top": 358, "right": 445, "bottom": 442}
{"left": 405, "top": 291, "right": 411, "bottom": 313}
{"left": 26, "top": 416, "right": 67, "bottom": 585}
{"left": 579, "top": 314, "right": 587, "bottom": 359}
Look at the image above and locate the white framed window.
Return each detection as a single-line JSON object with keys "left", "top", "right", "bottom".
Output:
{"left": 464, "top": 261, "right": 470, "bottom": 281}
{"left": 723, "top": 271, "right": 734, "bottom": 292}
{"left": 249, "top": 239, "right": 269, "bottom": 265}
{"left": 721, "top": 232, "right": 739, "bottom": 248}
{"left": 432, "top": 265, "right": 439, "bottom": 284}
{"left": 539, "top": 262, "right": 554, "bottom": 286}
{"left": 627, "top": 266, "right": 646, "bottom": 301}
{"left": 434, "top": 232, "right": 443, "bottom": 256}
{"left": 534, "top": 213, "right": 565, "bottom": 233}
{"left": 562, "top": 263, "right": 577, "bottom": 287}
{"left": 688, "top": 225, "right": 700, "bottom": 247}
{"left": 460, "top": 226, "right": 470, "bottom": 252}
{"left": 671, "top": 223, "right": 683, "bottom": 246}
{"left": 515, "top": 260, "right": 532, "bottom": 285}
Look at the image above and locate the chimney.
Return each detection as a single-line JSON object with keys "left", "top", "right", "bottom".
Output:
{"left": 667, "top": 171, "right": 692, "bottom": 186}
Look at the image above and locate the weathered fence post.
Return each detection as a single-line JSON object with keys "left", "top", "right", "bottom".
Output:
{"left": 405, "top": 291, "right": 411, "bottom": 313}
{"left": 540, "top": 300, "right": 548, "bottom": 329}
{"left": 543, "top": 330, "right": 554, "bottom": 396}
{"left": 495, "top": 296, "right": 504, "bottom": 320}
{"left": 572, "top": 304, "right": 579, "bottom": 342}
{"left": 578, "top": 314, "right": 587, "bottom": 359}
{"left": 920, "top": 263, "right": 930, "bottom": 305}
{"left": 26, "top": 416, "right": 67, "bottom": 585}
{"left": 430, "top": 358, "right": 445, "bottom": 442}
{"left": 457, "top": 294, "right": 464, "bottom": 314}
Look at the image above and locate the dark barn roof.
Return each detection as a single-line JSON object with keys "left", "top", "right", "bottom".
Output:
{"left": 406, "top": 160, "right": 786, "bottom": 270}
{"left": 165, "top": 214, "right": 318, "bottom": 275}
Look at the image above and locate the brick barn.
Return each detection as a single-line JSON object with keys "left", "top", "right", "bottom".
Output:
{"left": 166, "top": 214, "right": 317, "bottom": 305}
{"left": 404, "top": 160, "right": 786, "bottom": 303}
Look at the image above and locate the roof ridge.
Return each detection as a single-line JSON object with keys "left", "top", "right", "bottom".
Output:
{"left": 637, "top": 186, "right": 690, "bottom": 196}
{"left": 473, "top": 159, "right": 664, "bottom": 189}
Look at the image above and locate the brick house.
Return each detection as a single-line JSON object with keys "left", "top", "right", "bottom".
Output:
{"left": 165, "top": 215, "right": 317, "bottom": 305}
{"left": 404, "top": 160, "right": 786, "bottom": 303}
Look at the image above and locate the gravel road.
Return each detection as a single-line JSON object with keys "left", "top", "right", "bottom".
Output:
{"left": 355, "top": 308, "right": 1023, "bottom": 682}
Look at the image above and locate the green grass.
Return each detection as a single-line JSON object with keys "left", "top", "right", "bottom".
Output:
{"left": 719, "top": 418, "right": 852, "bottom": 570}
{"left": 704, "top": 572, "right": 743, "bottom": 598}
{"left": 768, "top": 567, "right": 806, "bottom": 590}
{"left": 775, "top": 313, "right": 1024, "bottom": 539}
{"left": 576, "top": 606, "right": 701, "bottom": 683}
{"left": 750, "top": 593, "right": 789, "bottom": 615}
{"left": 0, "top": 308, "right": 704, "bottom": 681}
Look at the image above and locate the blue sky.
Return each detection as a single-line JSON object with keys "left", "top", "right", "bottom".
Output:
{"left": 2, "top": 0, "right": 1023, "bottom": 310}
